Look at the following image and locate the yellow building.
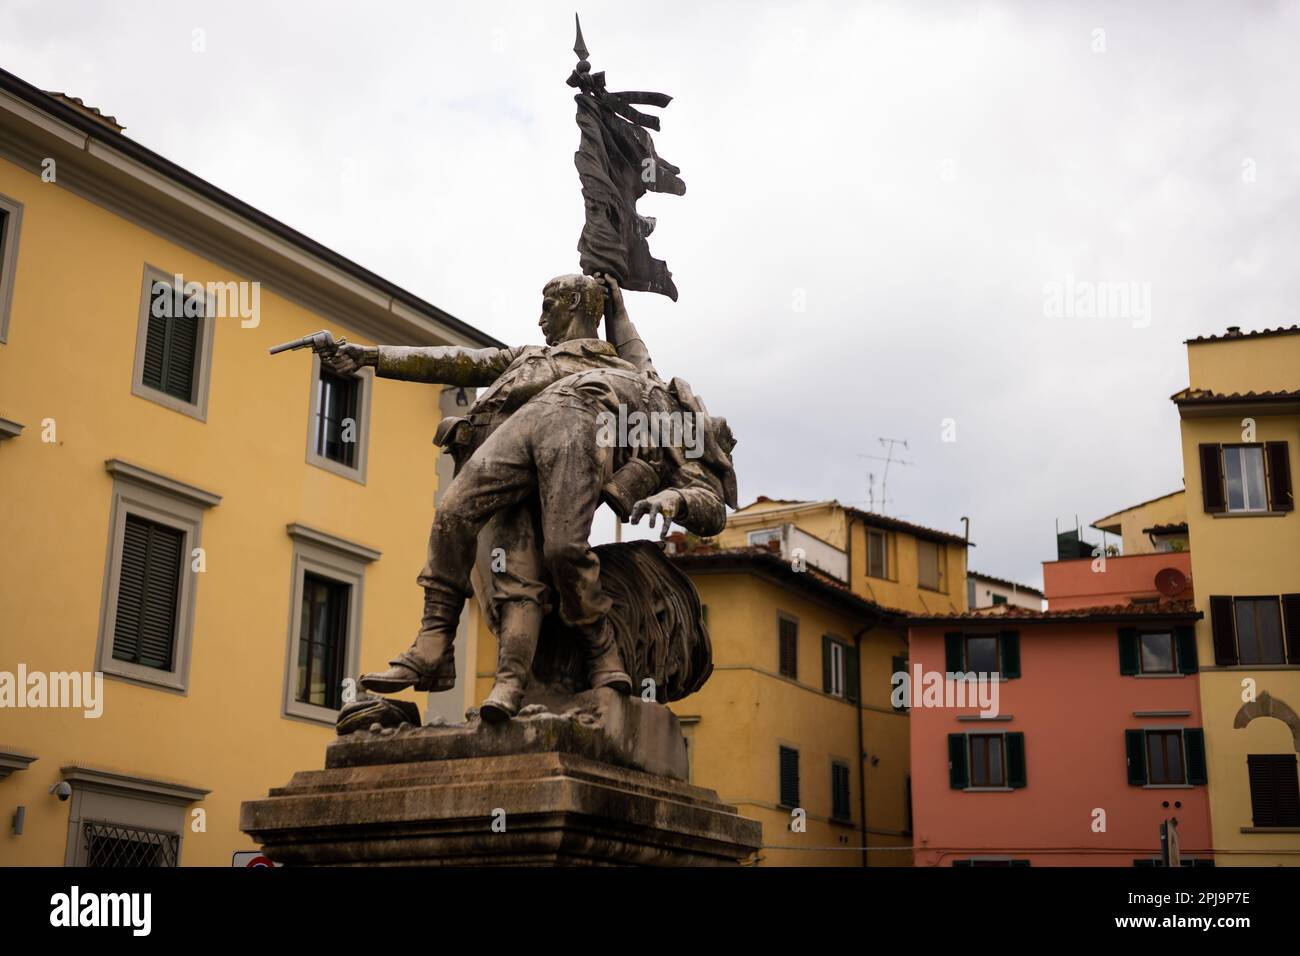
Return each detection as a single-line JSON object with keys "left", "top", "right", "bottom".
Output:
{"left": 1092, "top": 489, "right": 1188, "bottom": 555}
{"left": 0, "top": 75, "right": 499, "bottom": 865}
{"left": 1174, "top": 325, "right": 1300, "bottom": 865}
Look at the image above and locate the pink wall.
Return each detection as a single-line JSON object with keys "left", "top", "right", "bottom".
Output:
{"left": 909, "top": 621, "right": 1211, "bottom": 866}
{"left": 1043, "top": 551, "right": 1193, "bottom": 609}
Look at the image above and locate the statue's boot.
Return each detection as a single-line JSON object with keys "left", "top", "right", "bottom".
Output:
{"left": 479, "top": 602, "right": 544, "bottom": 723}
{"left": 359, "top": 589, "right": 459, "bottom": 694}
{"left": 580, "top": 617, "right": 633, "bottom": 694}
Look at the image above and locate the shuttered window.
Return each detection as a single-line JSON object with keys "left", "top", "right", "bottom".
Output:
{"left": 314, "top": 369, "right": 361, "bottom": 467}
{"left": 946, "top": 631, "right": 1020, "bottom": 678}
{"left": 867, "top": 529, "right": 888, "bottom": 578}
{"left": 1211, "top": 596, "right": 1292, "bottom": 665}
{"left": 1200, "top": 442, "right": 1293, "bottom": 513}
{"left": 296, "top": 573, "right": 351, "bottom": 710}
{"left": 778, "top": 746, "right": 800, "bottom": 808}
{"left": 1146, "top": 731, "right": 1185, "bottom": 785}
{"left": 1126, "top": 728, "right": 1207, "bottom": 786}
{"left": 778, "top": 616, "right": 797, "bottom": 678}
{"left": 822, "top": 636, "right": 859, "bottom": 702}
{"left": 141, "top": 280, "right": 203, "bottom": 403}
{"left": 831, "top": 762, "right": 851, "bottom": 821}
{"left": 1247, "top": 754, "right": 1300, "bottom": 827}
{"left": 917, "top": 539, "right": 942, "bottom": 590}
{"left": 111, "top": 515, "right": 184, "bottom": 671}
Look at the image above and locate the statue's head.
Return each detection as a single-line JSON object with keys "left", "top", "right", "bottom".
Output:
{"left": 539, "top": 274, "right": 605, "bottom": 345}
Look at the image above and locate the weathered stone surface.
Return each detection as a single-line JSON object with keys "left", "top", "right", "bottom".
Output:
{"left": 332, "top": 687, "right": 688, "bottom": 780}
{"left": 239, "top": 749, "right": 761, "bottom": 866}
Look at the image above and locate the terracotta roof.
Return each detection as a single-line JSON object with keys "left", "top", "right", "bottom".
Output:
{"left": 967, "top": 569, "right": 1044, "bottom": 598}
{"left": 843, "top": 507, "right": 972, "bottom": 547}
{"left": 669, "top": 546, "right": 908, "bottom": 623}
{"left": 1142, "top": 523, "right": 1188, "bottom": 535}
{"left": 906, "top": 599, "right": 1201, "bottom": 626}
{"left": 1171, "top": 387, "right": 1300, "bottom": 406}
{"left": 1185, "top": 325, "right": 1300, "bottom": 345}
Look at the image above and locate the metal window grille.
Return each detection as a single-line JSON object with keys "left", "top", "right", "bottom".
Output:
{"left": 82, "top": 821, "right": 179, "bottom": 867}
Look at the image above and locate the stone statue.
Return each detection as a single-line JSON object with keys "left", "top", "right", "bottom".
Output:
{"left": 321, "top": 273, "right": 736, "bottom": 722}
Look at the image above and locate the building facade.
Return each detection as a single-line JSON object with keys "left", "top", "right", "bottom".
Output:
{"left": 1175, "top": 326, "right": 1300, "bottom": 865}
{"left": 0, "top": 71, "right": 498, "bottom": 865}
{"left": 967, "top": 570, "right": 1044, "bottom": 611}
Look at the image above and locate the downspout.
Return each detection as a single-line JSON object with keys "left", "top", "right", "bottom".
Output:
{"left": 852, "top": 613, "right": 879, "bottom": 869}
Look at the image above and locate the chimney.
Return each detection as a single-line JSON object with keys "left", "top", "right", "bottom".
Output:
{"left": 1225, "top": 326, "right": 1242, "bottom": 337}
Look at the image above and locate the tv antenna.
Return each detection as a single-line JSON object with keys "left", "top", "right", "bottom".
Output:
{"left": 860, "top": 438, "right": 913, "bottom": 515}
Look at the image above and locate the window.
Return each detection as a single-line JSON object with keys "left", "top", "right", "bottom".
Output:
{"left": 283, "top": 524, "right": 379, "bottom": 724}
{"left": 112, "top": 515, "right": 184, "bottom": 671}
{"left": 82, "top": 822, "right": 179, "bottom": 868}
{"left": 0, "top": 192, "right": 22, "bottom": 343}
{"left": 1224, "top": 445, "right": 1268, "bottom": 512}
{"left": 296, "top": 573, "right": 351, "bottom": 710}
{"left": 948, "top": 732, "right": 1027, "bottom": 790}
{"left": 990, "top": 593, "right": 1008, "bottom": 606}
{"left": 822, "top": 635, "right": 858, "bottom": 701}
{"left": 96, "top": 460, "right": 219, "bottom": 692}
{"left": 779, "top": 746, "right": 800, "bottom": 808}
{"left": 1199, "top": 442, "right": 1293, "bottom": 514}
{"left": 131, "top": 265, "right": 216, "bottom": 420}
{"left": 969, "top": 734, "right": 1005, "bottom": 788}
{"left": 917, "top": 539, "right": 943, "bottom": 590}
{"left": 1139, "top": 632, "right": 1175, "bottom": 674}
{"left": 891, "top": 654, "right": 909, "bottom": 711}
{"left": 747, "top": 527, "right": 781, "bottom": 548}
{"left": 59, "top": 765, "right": 207, "bottom": 867}
{"left": 1247, "top": 754, "right": 1300, "bottom": 827}
{"left": 1125, "top": 728, "right": 1207, "bottom": 786}
{"left": 831, "top": 762, "right": 852, "bottom": 821}
{"left": 1146, "top": 731, "right": 1185, "bottom": 785}
{"left": 778, "top": 615, "right": 798, "bottom": 679}
{"left": 867, "top": 529, "right": 889, "bottom": 578}
{"left": 1211, "top": 596, "right": 1295, "bottom": 666}
{"left": 945, "top": 631, "right": 1021, "bottom": 678}
{"left": 306, "top": 353, "right": 373, "bottom": 482}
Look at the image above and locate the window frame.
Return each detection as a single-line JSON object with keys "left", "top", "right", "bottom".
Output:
{"left": 59, "top": 766, "right": 207, "bottom": 867}
{"left": 967, "top": 732, "right": 1008, "bottom": 789}
{"left": 95, "top": 460, "right": 219, "bottom": 693}
{"left": 282, "top": 523, "right": 379, "bottom": 725}
{"left": 1234, "top": 596, "right": 1287, "bottom": 666}
{"left": 0, "top": 191, "right": 23, "bottom": 344}
{"left": 964, "top": 634, "right": 1000, "bottom": 675}
{"left": 917, "top": 538, "right": 944, "bottom": 592}
{"left": 1247, "top": 753, "right": 1300, "bottom": 828}
{"left": 777, "top": 612, "right": 798, "bottom": 679}
{"left": 1138, "top": 631, "right": 1177, "bottom": 675}
{"left": 1145, "top": 729, "right": 1187, "bottom": 786}
{"left": 828, "top": 639, "right": 846, "bottom": 698}
{"left": 778, "top": 744, "right": 801, "bottom": 810}
{"left": 1222, "top": 443, "right": 1269, "bottom": 513}
{"left": 305, "top": 351, "right": 373, "bottom": 484}
{"left": 747, "top": 527, "right": 782, "bottom": 548}
{"left": 130, "top": 264, "right": 217, "bottom": 421}
{"left": 830, "top": 759, "right": 852, "bottom": 823}
{"left": 866, "top": 528, "right": 889, "bottom": 579}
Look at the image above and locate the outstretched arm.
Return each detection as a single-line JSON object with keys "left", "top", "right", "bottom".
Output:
{"left": 323, "top": 344, "right": 522, "bottom": 386}
{"left": 629, "top": 461, "right": 727, "bottom": 539}
{"left": 597, "top": 274, "right": 655, "bottom": 374}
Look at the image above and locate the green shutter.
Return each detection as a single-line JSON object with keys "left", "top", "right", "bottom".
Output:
{"left": 779, "top": 746, "right": 800, "bottom": 807}
{"left": 999, "top": 631, "right": 1020, "bottom": 679}
{"left": 112, "top": 514, "right": 183, "bottom": 671}
{"left": 1125, "top": 730, "right": 1148, "bottom": 786}
{"left": 945, "top": 632, "right": 963, "bottom": 674}
{"left": 1175, "top": 626, "right": 1199, "bottom": 674}
{"left": 821, "top": 635, "right": 833, "bottom": 693}
{"left": 948, "top": 734, "right": 969, "bottom": 789}
{"left": 845, "top": 642, "right": 860, "bottom": 703}
{"left": 1118, "top": 627, "right": 1140, "bottom": 675}
{"left": 1005, "top": 732, "right": 1027, "bottom": 788}
{"left": 1184, "top": 729, "right": 1208, "bottom": 785}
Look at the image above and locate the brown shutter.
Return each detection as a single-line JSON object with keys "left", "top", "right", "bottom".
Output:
{"left": 1209, "top": 595, "right": 1238, "bottom": 665}
{"left": 1266, "top": 442, "right": 1293, "bottom": 512}
{"left": 1283, "top": 594, "right": 1300, "bottom": 666}
{"left": 1200, "top": 444, "right": 1226, "bottom": 513}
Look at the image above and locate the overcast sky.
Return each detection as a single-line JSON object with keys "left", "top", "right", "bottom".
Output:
{"left": 5, "top": 0, "right": 1299, "bottom": 586}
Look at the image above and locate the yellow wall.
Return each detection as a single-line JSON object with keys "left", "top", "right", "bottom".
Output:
{"left": 669, "top": 571, "right": 912, "bottom": 867}
{"left": 720, "top": 499, "right": 849, "bottom": 550}
{"left": 1179, "top": 334, "right": 1300, "bottom": 865}
{"left": 0, "top": 154, "right": 449, "bottom": 864}
{"left": 1093, "top": 490, "right": 1187, "bottom": 556}
{"left": 847, "top": 519, "right": 968, "bottom": 614}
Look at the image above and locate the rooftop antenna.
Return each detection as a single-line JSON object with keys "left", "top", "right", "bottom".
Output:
{"left": 859, "top": 438, "right": 913, "bottom": 514}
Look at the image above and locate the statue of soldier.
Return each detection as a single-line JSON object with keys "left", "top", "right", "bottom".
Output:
{"left": 323, "top": 273, "right": 736, "bottom": 720}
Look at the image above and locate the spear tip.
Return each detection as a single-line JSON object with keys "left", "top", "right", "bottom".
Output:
{"left": 573, "top": 12, "right": 590, "bottom": 64}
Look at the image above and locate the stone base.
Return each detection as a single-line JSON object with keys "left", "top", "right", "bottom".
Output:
{"left": 239, "top": 749, "right": 761, "bottom": 866}
{"left": 240, "top": 689, "right": 761, "bottom": 865}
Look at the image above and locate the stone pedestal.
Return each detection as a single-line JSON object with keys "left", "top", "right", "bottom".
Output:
{"left": 240, "top": 690, "right": 761, "bottom": 866}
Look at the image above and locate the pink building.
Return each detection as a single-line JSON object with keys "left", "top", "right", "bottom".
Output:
{"left": 907, "top": 596, "right": 1213, "bottom": 866}
{"left": 1043, "top": 551, "right": 1193, "bottom": 610}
